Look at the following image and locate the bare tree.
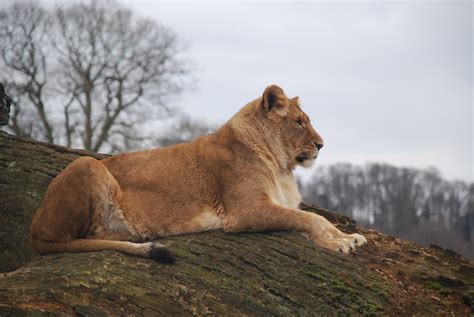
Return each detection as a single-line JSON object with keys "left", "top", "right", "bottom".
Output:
{"left": 0, "top": 2, "right": 191, "bottom": 152}
{"left": 302, "top": 163, "right": 473, "bottom": 258}
{"left": 0, "top": 3, "right": 52, "bottom": 140}
{"left": 0, "top": 83, "right": 12, "bottom": 126}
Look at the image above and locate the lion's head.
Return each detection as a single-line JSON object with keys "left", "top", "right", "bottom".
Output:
{"left": 260, "top": 85, "right": 324, "bottom": 169}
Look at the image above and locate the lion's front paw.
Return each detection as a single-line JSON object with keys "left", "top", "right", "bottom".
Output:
{"left": 314, "top": 233, "right": 367, "bottom": 255}
{"left": 334, "top": 235, "right": 367, "bottom": 254}
{"left": 337, "top": 238, "right": 354, "bottom": 254}
{"left": 349, "top": 233, "right": 367, "bottom": 246}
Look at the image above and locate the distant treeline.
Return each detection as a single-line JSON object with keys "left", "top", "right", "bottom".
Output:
{"left": 302, "top": 163, "right": 473, "bottom": 258}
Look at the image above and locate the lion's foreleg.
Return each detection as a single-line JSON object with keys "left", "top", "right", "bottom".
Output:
{"left": 224, "top": 203, "right": 366, "bottom": 253}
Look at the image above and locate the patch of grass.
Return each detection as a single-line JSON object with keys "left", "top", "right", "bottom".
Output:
{"left": 462, "top": 290, "right": 474, "bottom": 308}
{"left": 425, "top": 281, "right": 453, "bottom": 296}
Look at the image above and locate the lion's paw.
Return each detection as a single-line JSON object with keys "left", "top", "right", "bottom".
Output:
{"left": 321, "top": 238, "right": 353, "bottom": 254}
{"left": 349, "top": 233, "right": 367, "bottom": 246}
{"left": 315, "top": 233, "right": 367, "bottom": 255}
{"left": 333, "top": 234, "right": 367, "bottom": 254}
{"left": 337, "top": 238, "right": 354, "bottom": 254}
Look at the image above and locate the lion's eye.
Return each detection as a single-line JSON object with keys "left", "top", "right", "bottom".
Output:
{"left": 296, "top": 119, "right": 303, "bottom": 127}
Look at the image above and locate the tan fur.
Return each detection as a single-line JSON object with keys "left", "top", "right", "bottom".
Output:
{"left": 30, "top": 85, "right": 367, "bottom": 261}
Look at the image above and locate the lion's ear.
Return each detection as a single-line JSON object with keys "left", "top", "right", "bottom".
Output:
{"left": 262, "top": 85, "right": 289, "bottom": 117}
{"left": 290, "top": 96, "right": 300, "bottom": 106}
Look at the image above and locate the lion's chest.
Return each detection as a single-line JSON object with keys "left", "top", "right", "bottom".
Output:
{"left": 272, "top": 173, "right": 302, "bottom": 209}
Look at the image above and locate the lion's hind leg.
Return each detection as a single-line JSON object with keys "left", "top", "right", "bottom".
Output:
{"left": 30, "top": 156, "right": 175, "bottom": 263}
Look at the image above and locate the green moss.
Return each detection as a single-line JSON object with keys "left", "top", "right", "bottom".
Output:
{"left": 425, "top": 281, "right": 453, "bottom": 296}
{"left": 462, "top": 290, "right": 474, "bottom": 308}
{"left": 425, "top": 281, "right": 443, "bottom": 291}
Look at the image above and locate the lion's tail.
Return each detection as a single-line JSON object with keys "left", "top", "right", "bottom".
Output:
{"left": 30, "top": 237, "right": 175, "bottom": 263}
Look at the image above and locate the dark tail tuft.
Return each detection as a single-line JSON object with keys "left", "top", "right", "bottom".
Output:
{"left": 149, "top": 243, "right": 176, "bottom": 263}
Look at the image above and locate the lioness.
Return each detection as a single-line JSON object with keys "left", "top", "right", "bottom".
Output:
{"left": 30, "top": 85, "right": 367, "bottom": 263}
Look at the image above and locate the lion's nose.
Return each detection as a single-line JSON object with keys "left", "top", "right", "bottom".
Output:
{"left": 315, "top": 142, "right": 324, "bottom": 150}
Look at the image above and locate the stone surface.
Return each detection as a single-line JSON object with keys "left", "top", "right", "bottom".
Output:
{"left": 0, "top": 131, "right": 472, "bottom": 316}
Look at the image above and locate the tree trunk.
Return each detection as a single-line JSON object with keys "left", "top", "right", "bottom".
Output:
{"left": 0, "top": 131, "right": 472, "bottom": 316}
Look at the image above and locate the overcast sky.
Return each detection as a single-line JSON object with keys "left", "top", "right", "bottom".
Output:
{"left": 122, "top": 0, "right": 472, "bottom": 182}
{"left": 2, "top": 0, "right": 472, "bottom": 182}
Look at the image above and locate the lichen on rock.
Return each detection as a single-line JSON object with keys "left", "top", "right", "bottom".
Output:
{"left": 0, "top": 131, "right": 472, "bottom": 316}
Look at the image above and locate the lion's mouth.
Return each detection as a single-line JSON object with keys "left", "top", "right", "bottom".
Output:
{"left": 296, "top": 154, "right": 318, "bottom": 163}
{"left": 296, "top": 154, "right": 316, "bottom": 162}
{"left": 296, "top": 155, "right": 307, "bottom": 163}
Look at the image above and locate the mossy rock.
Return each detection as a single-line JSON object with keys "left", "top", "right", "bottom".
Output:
{"left": 0, "top": 131, "right": 473, "bottom": 315}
